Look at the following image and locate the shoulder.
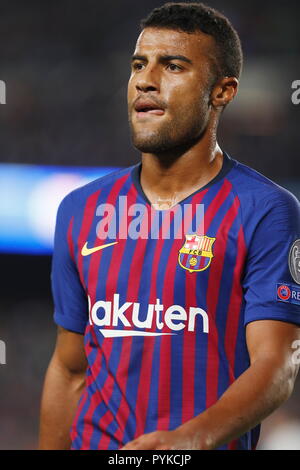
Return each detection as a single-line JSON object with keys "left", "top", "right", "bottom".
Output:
{"left": 226, "top": 155, "right": 300, "bottom": 216}
{"left": 224, "top": 154, "right": 300, "bottom": 249}
{"left": 56, "top": 165, "right": 135, "bottom": 217}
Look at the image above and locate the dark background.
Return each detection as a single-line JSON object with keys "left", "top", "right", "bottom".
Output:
{"left": 0, "top": 0, "right": 300, "bottom": 449}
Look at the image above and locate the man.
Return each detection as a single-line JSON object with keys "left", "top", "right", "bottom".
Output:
{"left": 39, "top": 2, "right": 300, "bottom": 450}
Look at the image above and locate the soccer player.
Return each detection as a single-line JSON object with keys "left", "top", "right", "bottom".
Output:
{"left": 39, "top": 2, "right": 300, "bottom": 450}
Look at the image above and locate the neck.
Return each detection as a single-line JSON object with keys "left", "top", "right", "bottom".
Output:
{"left": 139, "top": 130, "right": 223, "bottom": 209}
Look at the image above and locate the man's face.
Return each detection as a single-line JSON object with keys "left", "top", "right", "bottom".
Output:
{"left": 127, "top": 27, "right": 217, "bottom": 154}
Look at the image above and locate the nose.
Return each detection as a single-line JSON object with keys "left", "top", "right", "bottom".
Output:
{"left": 135, "top": 65, "right": 160, "bottom": 93}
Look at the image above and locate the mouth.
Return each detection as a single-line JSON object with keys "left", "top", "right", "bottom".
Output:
{"left": 134, "top": 100, "right": 165, "bottom": 118}
{"left": 136, "top": 109, "right": 165, "bottom": 118}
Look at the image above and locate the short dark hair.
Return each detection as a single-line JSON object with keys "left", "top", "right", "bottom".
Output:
{"left": 140, "top": 2, "right": 243, "bottom": 81}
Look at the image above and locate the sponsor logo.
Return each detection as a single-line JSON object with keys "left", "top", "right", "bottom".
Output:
{"left": 178, "top": 234, "right": 216, "bottom": 273}
{"left": 88, "top": 293, "right": 209, "bottom": 337}
{"left": 81, "top": 241, "right": 118, "bottom": 256}
{"left": 289, "top": 239, "right": 300, "bottom": 285}
{"left": 277, "top": 283, "right": 300, "bottom": 306}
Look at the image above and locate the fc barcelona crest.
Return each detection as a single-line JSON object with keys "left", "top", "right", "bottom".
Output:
{"left": 178, "top": 234, "right": 216, "bottom": 273}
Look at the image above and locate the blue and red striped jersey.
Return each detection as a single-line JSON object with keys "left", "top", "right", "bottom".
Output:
{"left": 51, "top": 151, "right": 300, "bottom": 450}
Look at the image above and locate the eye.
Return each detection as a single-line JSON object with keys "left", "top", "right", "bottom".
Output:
{"left": 132, "top": 62, "right": 145, "bottom": 71}
{"left": 167, "top": 63, "right": 182, "bottom": 71}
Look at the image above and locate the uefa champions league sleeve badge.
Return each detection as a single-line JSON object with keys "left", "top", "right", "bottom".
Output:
{"left": 289, "top": 239, "right": 300, "bottom": 285}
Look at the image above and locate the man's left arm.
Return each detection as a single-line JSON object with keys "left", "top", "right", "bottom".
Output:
{"left": 121, "top": 319, "right": 300, "bottom": 450}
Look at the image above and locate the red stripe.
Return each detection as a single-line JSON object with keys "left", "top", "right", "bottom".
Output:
{"left": 204, "top": 180, "right": 232, "bottom": 232}
{"left": 67, "top": 216, "right": 75, "bottom": 262}
{"left": 182, "top": 253, "right": 189, "bottom": 267}
{"left": 224, "top": 227, "right": 247, "bottom": 383}
{"left": 205, "top": 195, "right": 240, "bottom": 409}
{"left": 70, "top": 323, "right": 95, "bottom": 446}
{"left": 181, "top": 192, "right": 207, "bottom": 423}
{"left": 80, "top": 328, "right": 105, "bottom": 449}
{"left": 223, "top": 226, "right": 246, "bottom": 450}
{"left": 76, "top": 190, "right": 102, "bottom": 290}
{"left": 199, "top": 255, "right": 206, "bottom": 269}
{"left": 78, "top": 174, "right": 130, "bottom": 449}
{"left": 228, "top": 439, "right": 238, "bottom": 450}
{"left": 70, "top": 388, "right": 89, "bottom": 443}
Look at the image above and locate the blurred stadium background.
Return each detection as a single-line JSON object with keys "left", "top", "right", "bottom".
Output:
{"left": 0, "top": 0, "right": 300, "bottom": 450}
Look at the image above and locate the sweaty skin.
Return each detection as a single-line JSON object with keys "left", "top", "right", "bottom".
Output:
{"left": 127, "top": 27, "right": 238, "bottom": 208}
{"left": 39, "top": 327, "right": 87, "bottom": 450}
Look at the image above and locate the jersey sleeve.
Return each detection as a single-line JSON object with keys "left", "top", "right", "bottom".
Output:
{"left": 51, "top": 193, "right": 88, "bottom": 334}
{"left": 243, "top": 188, "right": 300, "bottom": 327}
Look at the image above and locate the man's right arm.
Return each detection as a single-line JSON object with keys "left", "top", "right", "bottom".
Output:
{"left": 39, "top": 326, "right": 87, "bottom": 450}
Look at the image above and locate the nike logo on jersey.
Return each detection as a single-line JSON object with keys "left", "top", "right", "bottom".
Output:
{"left": 81, "top": 241, "right": 118, "bottom": 256}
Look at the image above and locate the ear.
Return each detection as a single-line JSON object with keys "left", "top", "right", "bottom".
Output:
{"left": 210, "top": 77, "right": 239, "bottom": 109}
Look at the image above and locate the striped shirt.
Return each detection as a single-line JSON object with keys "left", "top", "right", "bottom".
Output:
{"left": 51, "top": 151, "right": 300, "bottom": 450}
